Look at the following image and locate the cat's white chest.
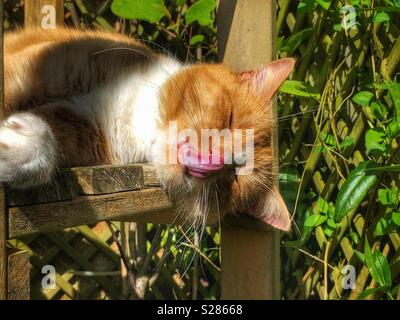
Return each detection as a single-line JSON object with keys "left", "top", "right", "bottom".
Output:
{"left": 71, "top": 56, "right": 182, "bottom": 164}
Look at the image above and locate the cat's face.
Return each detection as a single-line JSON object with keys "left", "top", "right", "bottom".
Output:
{"left": 152, "top": 59, "right": 295, "bottom": 231}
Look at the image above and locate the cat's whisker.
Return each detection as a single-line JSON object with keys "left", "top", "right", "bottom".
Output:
{"left": 277, "top": 108, "right": 319, "bottom": 122}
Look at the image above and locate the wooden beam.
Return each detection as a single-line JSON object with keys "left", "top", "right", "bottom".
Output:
{"left": 6, "top": 164, "right": 157, "bottom": 207}
{"left": 24, "top": 0, "right": 64, "bottom": 28}
{"left": 8, "top": 188, "right": 174, "bottom": 238}
{"left": 0, "top": 0, "right": 7, "bottom": 300}
{"left": 218, "top": 0, "right": 281, "bottom": 299}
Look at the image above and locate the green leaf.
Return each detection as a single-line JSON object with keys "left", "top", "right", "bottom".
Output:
{"left": 378, "top": 188, "right": 399, "bottom": 207}
{"left": 279, "top": 80, "right": 320, "bottom": 100}
{"left": 324, "top": 227, "right": 334, "bottom": 237}
{"left": 279, "top": 28, "right": 312, "bottom": 56}
{"left": 333, "top": 23, "right": 342, "bottom": 32}
{"left": 339, "top": 137, "right": 354, "bottom": 149}
{"left": 335, "top": 162, "right": 378, "bottom": 222}
{"left": 313, "top": 197, "right": 329, "bottom": 214}
{"left": 185, "top": 0, "right": 216, "bottom": 26}
{"left": 177, "top": 0, "right": 186, "bottom": 7}
{"left": 374, "top": 11, "right": 390, "bottom": 24}
{"left": 392, "top": 212, "right": 400, "bottom": 226}
{"left": 297, "top": 0, "right": 316, "bottom": 13}
{"left": 387, "top": 120, "right": 400, "bottom": 139}
{"left": 352, "top": 91, "right": 374, "bottom": 106}
{"left": 315, "top": 0, "right": 332, "bottom": 10}
{"left": 111, "top": 0, "right": 166, "bottom": 23}
{"left": 354, "top": 250, "right": 365, "bottom": 264}
{"left": 189, "top": 34, "right": 205, "bottom": 45}
{"left": 359, "top": 286, "right": 390, "bottom": 299}
{"left": 387, "top": 83, "right": 400, "bottom": 126}
{"left": 320, "top": 132, "right": 336, "bottom": 147}
{"left": 375, "top": 215, "right": 396, "bottom": 236}
{"left": 327, "top": 218, "right": 338, "bottom": 229}
{"left": 303, "top": 214, "right": 327, "bottom": 227}
{"left": 370, "top": 101, "right": 387, "bottom": 119}
{"left": 365, "top": 128, "right": 387, "bottom": 156}
{"left": 364, "top": 240, "right": 392, "bottom": 288}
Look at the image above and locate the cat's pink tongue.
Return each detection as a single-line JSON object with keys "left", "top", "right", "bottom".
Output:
{"left": 178, "top": 143, "right": 224, "bottom": 178}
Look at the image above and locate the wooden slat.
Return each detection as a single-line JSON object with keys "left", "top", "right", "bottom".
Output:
{"left": 6, "top": 170, "right": 77, "bottom": 207}
{"left": 218, "top": 0, "right": 281, "bottom": 299}
{"left": 6, "top": 164, "right": 157, "bottom": 207}
{"left": 24, "top": 0, "right": 64, "bottom": 28}
{"left": 71, "top": 165, "right": 144, "bottom": 195}
{"left": 0, "top": 0, "right": 6, "bottom": 300}
{"left": 7, "top": 250, "right": 30, "bottom": 300}
{"left": 142, "top": 164, "right": 161, "bottom": 186}
{"left": 8, "top": 188, "right": 173, "bottom": 238}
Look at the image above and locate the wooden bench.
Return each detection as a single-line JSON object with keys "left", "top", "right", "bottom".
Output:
{"left": 0, "top": 0, "right": 281, "bottom": 300}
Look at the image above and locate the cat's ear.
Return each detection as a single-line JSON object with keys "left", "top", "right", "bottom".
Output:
{"left": 239, "top": 58, "right": 295, "bottom": 101}
{"left": 249, "top": 185, "right": 291, "bottom": 231}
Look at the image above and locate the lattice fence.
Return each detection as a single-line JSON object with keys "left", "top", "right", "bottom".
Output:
{"left": 8, "top": 222, "right": 220, "bottom": 300}
{"left": 278, "top": 0, "right": 400, "bottom": 300}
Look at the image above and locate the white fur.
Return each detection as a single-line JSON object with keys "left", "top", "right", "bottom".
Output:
{"left": 0, "top": 113, "right": 56, "bottom": 187}
{"left": 70, "top": 55, "right": 182, "bottom": 164}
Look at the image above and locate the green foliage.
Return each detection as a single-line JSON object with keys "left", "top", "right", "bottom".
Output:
{"left": 335, "top": 162, "right": 378, "bottom": 222}
{"left": 279, "top": 0, "right": 400, "bottom": 300}
{"left": 279, "top": 80, "right": 321, "bottom": 100}
{"left": 111, "top": 0, "right": 167, "bottom": 23}
{"left": 184, "top": 0, "right": 216, "bottom": 26}
{"left": 352, "top": 91, "right": 374, "bottom": 106}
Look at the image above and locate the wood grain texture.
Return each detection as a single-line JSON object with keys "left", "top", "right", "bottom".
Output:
{"left": 24, "top": 0, "right": 64, "bottom": 28}
{"left": 142, "top": 164, "right": 161, "bottom": 187}
{"left": 0, "top": 0, "right": 6, "bottom": 300}
{"left": 71, "top": 165, "right": 144, "bottom": 195}
{"left": 218, "top": 0, "right": 281, "bottom": 300}
{"left": 7, "top": 164, "right": 152, "bottom": 207}
{"left": 8, "top": 188, "right": 173, "bottom": 238}
{"left": 7, "top": 250, "right": 30, "bottom": 300}
{"left": 6, "top": 170, "right": 77, "bottom": 207}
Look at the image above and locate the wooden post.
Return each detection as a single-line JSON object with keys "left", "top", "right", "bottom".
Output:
{"left": 0, "top": 0, "right": 7, "bottom": 301}
{"left": 7, "top": 250, "right": 30, "bottom": 300}
{"left": 25, "top": 0, "right": 64, "bottom": 28}
{"left": 218, "top": 0, "right": 281, "bottom": 299}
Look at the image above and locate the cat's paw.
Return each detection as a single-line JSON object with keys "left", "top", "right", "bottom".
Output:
{"left": 0, "top": 113, "right": 56, "bottom": 188}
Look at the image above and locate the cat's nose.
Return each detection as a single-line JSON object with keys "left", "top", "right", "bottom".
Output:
{"left": 177, "top": 142, "right": 225, "bottom": 178}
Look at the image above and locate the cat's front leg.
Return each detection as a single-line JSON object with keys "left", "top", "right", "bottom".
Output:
{"left": 0, "top": 113, "right": 57, "bottom": 188}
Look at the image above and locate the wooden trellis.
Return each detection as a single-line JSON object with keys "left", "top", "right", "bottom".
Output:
{"left": 0, "top": 0, "right": 281, "bottom": 300}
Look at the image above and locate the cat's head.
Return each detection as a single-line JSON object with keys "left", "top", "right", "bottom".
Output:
{"left": 151, "top": 58, "right": 295, "bottom": 231}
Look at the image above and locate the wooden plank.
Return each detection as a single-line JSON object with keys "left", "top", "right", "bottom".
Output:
{"left": 0, "top": 0, "right": 6, "bottom": 300}
{"left": 71, "top": 165, "right": 144, "bottom": 195}
{"left": 24, "top": 0, "right": 64, "bottom": 28}
{"left": 6, "top": 170, "right": 77, "bottom": 207}
{"left": 6, "top": 164, "right": 150, "bottom": 206}
{"left": 218, "top": 0, "right": 281, "bottom": 299}
{"left": 142, "top": 164, "right": 161, "bottom": 187}
{"left": 7, "top": 250, "right": 30, "bottom": 300}
{"left": 8, "top": 188, "right": 173, "bottom": 238}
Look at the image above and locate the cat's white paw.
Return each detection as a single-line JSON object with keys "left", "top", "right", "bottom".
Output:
{"left": 0, "top": 113, "right": 56, "bottom": 188}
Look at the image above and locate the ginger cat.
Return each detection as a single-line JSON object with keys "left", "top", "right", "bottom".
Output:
{"left": 2, "top": 27, "right": 294, "bottom": 231}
